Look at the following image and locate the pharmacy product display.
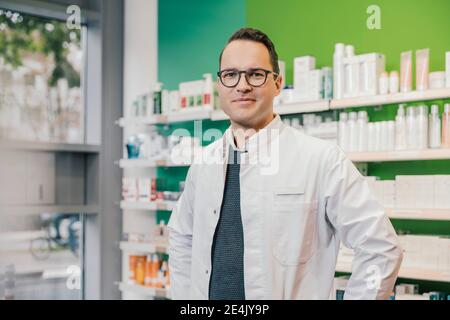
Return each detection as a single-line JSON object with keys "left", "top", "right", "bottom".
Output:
{"left": 125, "top": 130, "right": 202, "bottom": 164}
{"left": 128, "top": 254, "right": 170, "bottom": 290}
{"left": 118, "top": 43, "right": 450, "bottom": 300}
{"left": 129, "top": 73, "right": 217, "bottom": 118}
{"left": 365, "top": 175, "right": 450, "bottom": 209}
{"left": 333, "top": 43, "right": 385, "bottom": 98}
{"left": 338, "top": 103, "right": 450, "bottom": 152}
{"left": 337, "top": 235, "right": 450, "bottom": 284}
{"left": 123, "top": 222, "right": 169, "bottom": 249}
{"left": 333, "top": 276, "right": 449, "bottom": 300}
{"left": 122, "top": 177, "right": 184, "bottom": 203}
{"left": 282, "top": 114, "right": 337, "bottom": 144}
{"left": 333, "top": 45, "right": 449, "bottom": 99}
{"left": 276, "top": 56, "right": 333, "bottom": 105}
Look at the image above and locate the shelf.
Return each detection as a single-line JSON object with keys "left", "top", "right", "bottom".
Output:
{"left": 119, "top": 241, "right": 168, "bottom": 254}
{"left": 120, "top": 200, "right": 176, "bottom": 211}
{"left": 0, "top": 230, "right": 46, "bottom": 243}
{"left": 335, "top": 262, "right": 450, "bottom": 282}
{"left": 347, "top": 148, "right": 450, "bottom": 162}
{"left": 118, "top": 107, "right": 211, "bottom": 126}
{"left": 275, "top": 99, "right": 330, "bottom": 115}
{"left": 118, "top": 282, "right": 169, "bottom": 298}
{"left": 119, "top": 158, "right": 191, "bottom": 168}
{"left": 0, "top": 140, "right": 101, "bottom": 153}
{"left": 0, "top": 205, "right": 99, "bottom": 215}
{"left": 386, "top": 208, "right": 450, "bottom": 221}
{"left": 330, "top": 88, "right": 450, "bottom": 109}
{"left": 118, "top": 115, "right": 167, "bottom": 126}
{"left": 210, "top": 100, "right": 330, "bottom": 121}
{"left": 166, "top": 107, "right": 211, "bottom": 123}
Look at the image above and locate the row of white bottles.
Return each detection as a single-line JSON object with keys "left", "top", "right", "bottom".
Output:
{"left": 338, "top": 103, "right": 450, "bottom": 152}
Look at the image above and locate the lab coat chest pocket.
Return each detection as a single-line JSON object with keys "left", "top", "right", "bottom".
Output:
{"left": 271, "top": 186, "right": 318, "bottom": 266}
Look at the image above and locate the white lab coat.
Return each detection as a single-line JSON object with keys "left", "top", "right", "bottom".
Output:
{"left": 168, "top": 114, "right": 403, "bottom": 300}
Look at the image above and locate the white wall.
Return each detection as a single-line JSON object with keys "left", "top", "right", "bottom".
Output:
{"left": 121, "top": 0, "right": 159, "bottom": 300}
{"left": 123, "top": 0, "right": 158, "bottom": 118}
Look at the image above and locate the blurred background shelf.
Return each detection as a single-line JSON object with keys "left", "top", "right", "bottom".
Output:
{"left": 347, "top": 149, "right": 450, "bottom": 162}
{"left": 120, "top": 200, "right": 176, "bottom": 211}
{"left": 118, "top": 282, "right": 169, "bottom": 299}
{"left": 119, "top": 241, "right": 168, "bottom": 254}
{"left": 0, "top": 205, "right": 99, "bottom": 215}
{"left": 386, "top": 208, "right": 450, "bottom": 221}
{"left": 119, "top": 158, "right": 191, "bottom": 168}
{"left": 330, "top": 88, "right": 450, "bottom": 109}
{"left": 335, "top": 263, "right": 450, "bottom": 283}
{"left": 0, "top": 140, "right": 101, "bottom": 153}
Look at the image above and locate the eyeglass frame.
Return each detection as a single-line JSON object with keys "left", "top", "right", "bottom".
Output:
{"left": 217, "top": 68, "right": 279, "bottom": 88}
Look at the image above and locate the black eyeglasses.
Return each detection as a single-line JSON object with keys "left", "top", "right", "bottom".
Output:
{"left": 217, "top": 68, "right": 278, "bottom": 88}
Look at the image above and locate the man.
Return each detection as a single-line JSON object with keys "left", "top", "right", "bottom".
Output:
{"left": 168, "top": 28, "right": 403, "bottom": 300}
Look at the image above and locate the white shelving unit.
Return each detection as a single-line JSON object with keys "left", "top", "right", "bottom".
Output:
{"left": 335, "top": 262, "right": 450, "bottom": 283}
{"left": 117, "top": 115, "right": 167, "bottom": 127}
{"left": 0, "top": 205, "right": 99, "bottom": 215}
{"left": 118, "top": 158, "right": 191, "bottom": 168}
{"left": 118, "top": 89, "right": 450, "bottom": 126}
{"left": 347, "top": 149, "right": 450, "bottom": 162}
{"left": 166, "top": 107, "right": 211, "bottom": 123}
{"left": 120, "top": 200, "right": 176, "bottom": 211}
{"left": 330, "top": 88, "right": 450, "bottom": 109}
{"left": 118, "top": 282, "right": 170, "bottom": 299}
{"left": 386, "top": 208, "right": 450, "bottom": 221}
{"left": 118, "top": 107, "right": 211, "bottom": 127}
{"left": 118, "top": 85, "right": 450, "bottom": 295}
{"left": 210, "top": 100, "right": 330, "bottom": 121}
{"left": 0, "top": 140, "right": 101, "bottom": 153}
{"left": 275, "top": 100, "right": 330, "bottom": 115}
{"left": 119, "top": 241, "right": 168, "bottom": 254}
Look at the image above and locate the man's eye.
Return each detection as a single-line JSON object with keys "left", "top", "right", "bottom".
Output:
{"left": 249, "top": 71, "right": 265, "bottom": 78}
{"left": 223, "top": 71, "right": 238, "bottom": 78}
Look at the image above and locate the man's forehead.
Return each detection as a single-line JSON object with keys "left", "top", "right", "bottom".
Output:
{"left": 221, "top": 40, "right": 272, "bottom": 69}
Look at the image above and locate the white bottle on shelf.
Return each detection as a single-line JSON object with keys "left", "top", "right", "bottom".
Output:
{"left": 357, "top": 111, "right": 368, "bottom": 152}
{"left": 333, "top": 43, "right": 345, "bottom": 99}
{"left": 347, "top": 112, "right": 358, "bottom": 152}
{"left": 387, "top": 121, "right": 396, "bottom": 151}
{"left": 344, "top": 45, "right": 356, "bottom": 97}
{"left": 381, "top": 121, "right": 389, "bottom": 151}
{"left": 428, "top": 104, "right": 441, "bottom": 149}
{"left": 406, "top": 106, "right": 417, "bottom": 150}
{"left": 443, "top": 103, "right": 450, "bottom": 148}
{"left": 368, "top": 122, "right": 375, "bottom": 151}
{"left": 374, "top": 121, "right": 381, "bottom": 151}
{"left": 417, "top": 105, "right": 429, "bottom": 150}
{"left": 395, "top": 104, "right": 407, "bottom": 150}
{"left": 338, "top": 112, "right": 349, "bottom": 151}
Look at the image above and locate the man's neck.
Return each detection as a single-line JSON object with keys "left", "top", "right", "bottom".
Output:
{"left": 231, "top": 113, "right": 275, "bottom": 150}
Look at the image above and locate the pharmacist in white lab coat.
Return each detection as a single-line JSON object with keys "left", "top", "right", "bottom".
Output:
{"left": 168, "top": 28, "right": 403, "bottom": 300}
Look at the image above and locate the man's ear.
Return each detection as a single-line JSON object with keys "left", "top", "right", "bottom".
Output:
{"left": 274, "top": 75, "right": 283, "bottom": 94}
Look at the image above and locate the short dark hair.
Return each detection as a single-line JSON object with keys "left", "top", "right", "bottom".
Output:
{"left": 219, "top": 28, "right": 280, "bottom": 75}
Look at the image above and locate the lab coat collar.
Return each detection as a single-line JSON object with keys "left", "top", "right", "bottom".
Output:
{"left": 221, "top": 113, "right": 285, "bottom": 162}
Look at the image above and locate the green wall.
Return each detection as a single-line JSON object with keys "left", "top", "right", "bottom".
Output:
{"left": 158, "top": 0, "right": 246, "bottom": 90}
{"left": 158, "top": 0, "right": 450, "bottom": 292}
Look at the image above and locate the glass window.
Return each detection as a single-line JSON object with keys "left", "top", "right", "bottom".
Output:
{"left": 0, "top": 213, "right": 84, "bottom": 300}
{"left": 0, "top": 8, "right": 84, "bottom": 144}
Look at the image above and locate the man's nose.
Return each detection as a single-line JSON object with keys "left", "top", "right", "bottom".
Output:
{"left": 236, "top": 73, "right": 252, "bottom": 93}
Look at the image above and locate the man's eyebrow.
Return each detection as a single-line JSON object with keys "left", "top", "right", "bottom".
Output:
{"left": 220, "top": 67, "right": 265, "bottom": 71}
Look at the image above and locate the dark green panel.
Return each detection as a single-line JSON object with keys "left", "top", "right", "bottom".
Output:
{"left": 158, "top": 0, "right": 246, "bottom": 90}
